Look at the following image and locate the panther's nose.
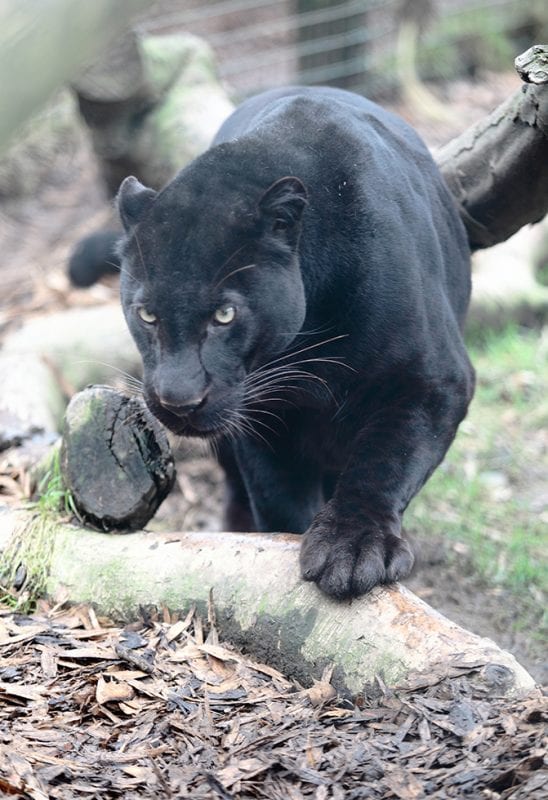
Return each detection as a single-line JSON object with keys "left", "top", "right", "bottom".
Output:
{"left": 158, "top": 391, "right": 208, "bottom": 418}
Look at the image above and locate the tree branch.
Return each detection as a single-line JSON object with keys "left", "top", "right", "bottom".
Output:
{"left": 437, "top": 45, "right": 548, "bottom": 250}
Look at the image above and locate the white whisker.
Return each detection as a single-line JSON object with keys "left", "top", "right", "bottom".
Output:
{"left": 259, "top": 334, "right": 349, "bottom": 370}
{"left": 215, "top": 263, "right": 257, "bottom": 289}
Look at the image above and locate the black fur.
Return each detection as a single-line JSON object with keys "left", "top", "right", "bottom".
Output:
{"left": 117, "top": 87, "right": 475, "bottom": 599}
{"left": 68, "top": 230, "right": 121, "bottom": 287}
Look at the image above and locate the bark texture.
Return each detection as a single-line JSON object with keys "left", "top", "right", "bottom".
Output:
{"left": 0, "top": 511, "right": 536, "bottom": 697}
{"left": 437, "top": 45, "right": 548, "bottom": 250}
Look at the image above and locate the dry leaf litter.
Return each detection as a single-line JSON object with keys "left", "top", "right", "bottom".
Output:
{"left": 0, "top": 600, "right": 546, "bottom": 799}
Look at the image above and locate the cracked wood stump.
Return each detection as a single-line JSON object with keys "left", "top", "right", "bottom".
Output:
{"left": 61, "top": 386, "right": 175, "bottom": 530}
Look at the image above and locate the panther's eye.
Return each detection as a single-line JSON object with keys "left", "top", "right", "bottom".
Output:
{"left": 137, "top": 306, "right": 157, "bottom": 324}
{"left": 273, "top": 217, "right": 289, "bottom": 232}
{"left": 213, "top": 305, "right": 236, "bottom": 325}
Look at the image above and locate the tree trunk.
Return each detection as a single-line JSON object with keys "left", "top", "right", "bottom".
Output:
{"left": 437, "top": 45, "right": 548, "bottom": 250}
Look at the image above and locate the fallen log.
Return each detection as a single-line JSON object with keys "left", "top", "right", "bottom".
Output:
{"left": 0, "top": 510, "right": 535, "bottom": 697}
{"left": 0, "top": 304, "right": 139, "bottom": 449}
{"left": 467, "top": 223, "right": 548, "bottom": 331}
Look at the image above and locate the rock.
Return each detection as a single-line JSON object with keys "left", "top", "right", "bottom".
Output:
{"left": 60, "top": 386, "right": 175, "bottom": 530}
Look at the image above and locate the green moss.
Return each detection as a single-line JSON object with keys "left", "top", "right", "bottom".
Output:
{"left": 302, "top": 627, "right": 408, "bottom": 688}
{"left": 370, "top": 652, "right": 409, "bottom": 685}
{"left": 37, "top": 447, "right": 74, "bottom": 515}
{"left": 0, "top": 513, "right": 56, "bottom": 613}
{"left": 160, "top": 575, "right": 209, "bottom": 610}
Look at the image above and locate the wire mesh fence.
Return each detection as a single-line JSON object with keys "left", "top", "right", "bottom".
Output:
{"left": 139, "top": 0, "right": 547, "bottom": 100}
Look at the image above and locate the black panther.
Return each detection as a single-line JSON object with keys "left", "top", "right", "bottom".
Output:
{"left": 116, "top": 86, "right": 475, "bottom": 599}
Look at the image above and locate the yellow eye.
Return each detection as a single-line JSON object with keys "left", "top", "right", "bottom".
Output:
{"left": 137, "top": 307, "right": 157, "bottom": 324}
{"left": 213, "top": 305, "right": 236, "bottom": 325}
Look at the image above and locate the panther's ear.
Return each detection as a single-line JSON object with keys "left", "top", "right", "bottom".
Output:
{"left": 117, "top": 176, "right": 157, "bottom": 232}
{"left": 259, "top": 176, "right": 308, "bottom": 231}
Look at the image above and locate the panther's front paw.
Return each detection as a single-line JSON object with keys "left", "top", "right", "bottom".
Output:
{"left": 299, "top": 502, "right": 414, "bottom": 599}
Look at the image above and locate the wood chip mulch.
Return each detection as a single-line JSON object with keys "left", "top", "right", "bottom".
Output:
{"left": 0, "top": 601, "right": 546, "bottom": 799}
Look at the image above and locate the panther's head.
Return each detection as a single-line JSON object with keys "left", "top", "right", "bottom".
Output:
{"left": 117, "top": 144, "right": 308, "bottom": 438}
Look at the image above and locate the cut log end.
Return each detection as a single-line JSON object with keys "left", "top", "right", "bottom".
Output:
{"left": 515, "top": 44, "right": 548, "bottom": 85}
{"left": 60, "top": 386, "right": 175, "bottom": 531}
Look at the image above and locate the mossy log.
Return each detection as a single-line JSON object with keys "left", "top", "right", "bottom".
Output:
{"left": 0, "top": 304, "right": 139, "bottom": 448}
{"left": 0, "top": 510, "right": 535, "bottom": 697}
{"left": 468, "top": 224, "right": 548, "bottom": 332}
{"left": 72, "top": 32, "right": 234, "bottom": 195}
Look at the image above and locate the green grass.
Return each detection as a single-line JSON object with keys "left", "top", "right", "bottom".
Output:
{"left": 0, "top": 448, "right": 78, "bottom": 612}
{"left": 406, "top": 325, "right": 547, "bottom": 611}
{"left": 35, "top": 446, "right": 78, "bottom": 518}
